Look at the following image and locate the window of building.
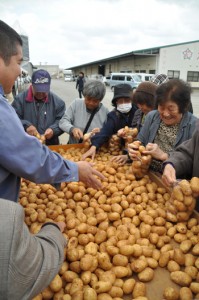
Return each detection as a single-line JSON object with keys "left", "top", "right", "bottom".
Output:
{"left": 167, "top": 70, "right": 180, "bottom": 79}
{"left": 187, "top": 71, "right": 199, "bottom": 82}
{"left": 149, "top": 70, "right": 155, "bottom": 74}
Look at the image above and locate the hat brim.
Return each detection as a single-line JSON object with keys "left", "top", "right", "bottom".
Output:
{"left": 112, "top": 94, "right": 131, "bottom": 104}
{"left": 32, "top": 83, "right": 50, "bottom": 93}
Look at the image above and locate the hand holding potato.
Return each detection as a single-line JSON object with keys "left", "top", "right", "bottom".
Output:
{"left": 77, "top": 160, "right": 105, "bottom": 190}
{"left": 26, "top": 125, "right": 38, "bottom": 136}
{"left": 72, "top": 127, "right": 83, "bottom": 140}
{"left": 162, "top": 163, "right": 177, "bottom": 187}
{"left": 128, "top": 140, "right": 142, "bottom": 160}
{"left": 144, "top": 143, "right": 168, "bottom": 161}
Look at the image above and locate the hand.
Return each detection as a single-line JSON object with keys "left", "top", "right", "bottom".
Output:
{"left": 81, "top": 145, "right": 96, "bottom": 161}
{"left": 128, "top": 141, "right": 141, "bottom": 160}
{"left": 91, "top": 128, "right": 100, "bottom": 134}
{"left": 77, "top": 161, "right": 105, "bottom": 190}
{"left": 110, "top": 155, "right": 128, "bottom": 165}
{"left": 26, "top": 125, "right": 38, "bottom": 136}
{"left": 117, "top": 128, "right": 126, "bottom": 138}
{"left": 72, "top": 128, "right": 83, "bottom": 140}
{"left": 162, "top": 163, "right": 176, "bottom": 187}
{"left": 44, "top": 128, "right": 54, "bottom": 139}
{"left": 144, "top": 143, "right": 168, "bottom": 161}
{"left": 55, "top": 221, "right": 66, "bottom": 233}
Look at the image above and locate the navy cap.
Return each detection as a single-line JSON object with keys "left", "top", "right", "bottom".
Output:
{"left": 32, "top": 69, "right": 51, "bottom": 93}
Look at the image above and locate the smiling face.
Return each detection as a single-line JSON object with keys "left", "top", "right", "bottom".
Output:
{"left": 158, "top": 100, "right": 182, "bottom": 126}
{"left": 0, "top": 44, "right": 23, "bottom": 94}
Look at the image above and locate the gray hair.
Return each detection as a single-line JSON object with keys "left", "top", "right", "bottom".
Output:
{"left": 83, "top": 80, "right": 106, "bottom": 101}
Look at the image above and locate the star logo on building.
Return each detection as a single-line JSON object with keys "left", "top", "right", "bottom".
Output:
{"left": 183, "top": 48, "right": 193, "bottom": 60}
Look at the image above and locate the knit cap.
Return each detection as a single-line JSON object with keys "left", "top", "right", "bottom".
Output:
{"left": 150, "top": 73, "right": 169, "bottom": 85}
{"left": 136, "top": 81, "right": 157, "bottom": 96}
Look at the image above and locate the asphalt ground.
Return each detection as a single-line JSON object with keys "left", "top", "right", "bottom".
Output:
{"left": 50, "top": 78, "right": 114, "bottom": 144}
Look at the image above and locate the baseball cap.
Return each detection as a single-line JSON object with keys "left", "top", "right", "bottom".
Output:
{"left": 32, "top": 69, "right": 51, "bottom": 93}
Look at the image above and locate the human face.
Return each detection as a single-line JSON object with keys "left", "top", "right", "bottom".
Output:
{"left": 84, "top": 97, "right": 101, "bottom": 111}
{"left": 0, "top": 44, "right": 22, "bottom": 94}
{"left": 158, "top": 100, "right": 182, "bottom": 126}
{"left": 32, "top": 86, "right": 47, "bottom": 101}
{"left": 137, "top": 103, "right": 152, "bottom": 115}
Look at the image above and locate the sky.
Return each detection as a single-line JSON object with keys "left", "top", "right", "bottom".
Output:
{"left": 0, "top": 0, "right": 199, "bottom": 69}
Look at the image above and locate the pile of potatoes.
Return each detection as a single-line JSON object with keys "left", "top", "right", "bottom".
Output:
{"left": 130, "top": 141, "right": 152, "bottom": 179}
{"left": 165, "top": 178, "right": 199, "bottom": 223}
{"left": 19, "top": 146, "right": 199, "bottom": 300}
{"left": 108, "top": 135, "right": 123, "bottom": 156}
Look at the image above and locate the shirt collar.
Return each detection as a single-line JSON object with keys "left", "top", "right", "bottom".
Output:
{"left": 25, "top": 85, "right": 49, "bottom": 103}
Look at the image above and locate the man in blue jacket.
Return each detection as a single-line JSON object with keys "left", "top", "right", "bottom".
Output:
{"left": 12, "top": 69, "right": 65, "bottom": 145}
{"left": 0, "top": 20, "right": 104, "bottom": 203}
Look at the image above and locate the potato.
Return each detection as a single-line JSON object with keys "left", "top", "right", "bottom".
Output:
{"left": 167, "top": 260, "right": 180, "bottom": 273}
{"left": 190, "top": 282, "right": 199, "bottom": 294}
{"left": 49, "top": 274, "right": 62, "bottom": 292}
{"left": 180, "top": 240, "right": 192, "bottom": 253}
{"left": 70, "top": 278, "right": 83, "bottom": 295}
{"left": 80, "top": 271, "right": 92, "bottom": 285}
{"left": 131, "top": 258, "right": 148, "bottom": 273}
{"left": 132, "top": 282, "right": 146, "bottom": 298}
{"left": 163, "top": 287, "right": 179, "bottom": 300}
{"left": 179, "top": 180, "right": 192, "bottom": 196}
{"left": 119, "top": 244, "right": 134, "bottom": 256}
{"left": 112, "top": 266, "right": 129, "bottom": 278}
{"left": 97, "top": 293, "right": 112, "bottom": 300}
{"left": 98, "top": 252, "right": 112, "bottom": 271}
{"left": 184, "top": 253, "right": 196, "bottom": 267}
{"left": 170, "top": 271, "right": 192, "bottom": 286}
{"left": 159, "top": 252, "right": 170, "bottom": 268}
{"left": 190, "top": 177, "right": 199, "bottom": 194}
{"left": 109, "top": 286, "right": 123, "bottom": 298}
{"left": 83, "top": 286, "right": 97, "bottom": 300}
{"left": 179, "top": 287, "right": 193, "bottom": 300}
{"left": 112, "top": 254, "right": 128, "bottom": 267}
{"left": 137, "top": 267, "right": 154, "bottom": 282}
{"left": 173, "top": 248, "right": 185, "bottom": 266}
{"left": 122, "top": 278, "right": 136, "bottom": 294}
{"left": 192, "top": 243, "right": 199, "bottom": 255}
{"left": 184, "top": 266, "right": 198, "bottom": 279}
{"left": 93, "top": 281, "right": 112, "bottom": 293}
{"left": 41, "top": 287, "right": 54, "bottom": 299}
{"left": 63, "top": 270, "right": 78, "bottom": 282}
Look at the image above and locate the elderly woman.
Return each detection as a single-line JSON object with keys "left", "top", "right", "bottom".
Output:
{"left": 81, "top": 83, "right": 137, "bottom": 160}
{"left": 59, "top": 79, "right": 109, "bottom": 144}
{"left": 111, "top": 81, "right": 157, "bottom": 165}
{"left": 128, "top": 79, "right": 198, "bottom": 173}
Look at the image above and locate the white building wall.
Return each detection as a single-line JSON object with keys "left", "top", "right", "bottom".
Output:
{"left": 159, "top": 42, "right": 199, "bottom": 81}
{"left": 159, "top": 42, "right": 199, "bottom": 116}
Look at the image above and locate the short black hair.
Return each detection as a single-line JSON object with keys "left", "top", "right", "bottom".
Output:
{"left": 0, "top": 20, "right": 22, "bottom": 65}
{"left": 156, "top": 79, "right": 191, "bottom": 114}
{"left": 133, "top": 92, "right": 156, "bottom": 109}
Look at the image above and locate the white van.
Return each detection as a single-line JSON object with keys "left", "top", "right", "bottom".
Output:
{"left": 136, "top": 73, "right": 154, "bottom": 82}
{"left": 109, "top": 73, "right": 142, "bottom": 90}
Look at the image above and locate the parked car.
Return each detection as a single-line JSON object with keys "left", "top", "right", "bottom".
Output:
{"left": 136, "top": 73, "right": 154, "bottom": 82}
{"left": 64, "top": 75, "right": 75, "bottom": 82}
{"left": 103, "top": 75, "right": 111, "bottom": 86}
{"left": 109, "top": 72, "right": 142, "bottom": 90}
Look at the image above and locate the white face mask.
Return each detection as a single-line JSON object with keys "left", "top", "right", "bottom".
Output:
{"left": 117, "top": 103, "right": 132, "bottom": 113}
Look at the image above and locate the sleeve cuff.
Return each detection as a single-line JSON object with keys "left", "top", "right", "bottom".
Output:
{"left": 41, "top": 222, "right": 60, "bottom": 231}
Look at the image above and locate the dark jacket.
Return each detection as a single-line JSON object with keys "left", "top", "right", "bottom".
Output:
{"left": 12, "top": 86, "right": 65, "bottom": 145}
{"left": 76, "top": 76, "right": 85, "bottom": 90}
{"left": 91, "top": 105, "right": 137, "bottom": 149}
{"left": 131, "top": 108, "right": 144, "bottom": 132}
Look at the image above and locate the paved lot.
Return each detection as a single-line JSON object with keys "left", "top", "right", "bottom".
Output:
{"left": 50, "top": 78, "right": 114, "bottom": 144}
